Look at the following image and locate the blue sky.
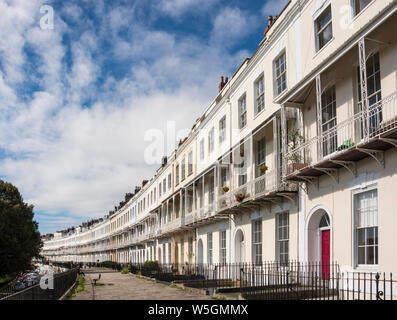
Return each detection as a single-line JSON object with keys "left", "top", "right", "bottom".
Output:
{"left": 0, "top": 0, "right": 289, "bottom": 234}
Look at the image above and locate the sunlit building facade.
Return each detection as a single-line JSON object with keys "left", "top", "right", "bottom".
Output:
{"left": 42, "top": 0, "right": 397, "bottom": 274}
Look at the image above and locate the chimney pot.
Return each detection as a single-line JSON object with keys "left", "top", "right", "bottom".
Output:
{"left": 218, "top": 76, "right": 226, "bottom": 92}
{"left": 268, "top": 15, "right": 273, "bottom": 26}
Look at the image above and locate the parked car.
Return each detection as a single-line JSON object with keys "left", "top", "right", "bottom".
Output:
{"left": 26, "top": 273, "right": 40, "bottom": 281}
{"left": 13, "top": 281, "right": 26, "bottom": 291}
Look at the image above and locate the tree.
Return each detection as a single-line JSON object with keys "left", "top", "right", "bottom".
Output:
{"left": 0, "top": 180, "right": 42, "bottom": 277}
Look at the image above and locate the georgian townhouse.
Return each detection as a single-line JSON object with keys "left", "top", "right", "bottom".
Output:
{"left": 278, "top": 0, "right": 397, "bottom": 274}
{"left": 42, "top": 0, "right": 397, "bottom": 277}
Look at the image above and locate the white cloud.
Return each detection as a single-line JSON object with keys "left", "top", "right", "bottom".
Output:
{"left": 0, "top": 0, "right": 45, "bottom": 83}
{"left": 155, "top": 0, "right": 219, "bottom": 18}
{"left": 210, "top": 7, "right": 255, "bottom": 48}
{"left": 0, "top": 0, "right": 252, "bottom": 233}
{"left": 261, "top": 0, "right": 290, "bottom": 17}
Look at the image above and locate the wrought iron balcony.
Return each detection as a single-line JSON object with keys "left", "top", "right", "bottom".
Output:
{"left": 162, "top": 217, "right": 185, "bottom": 234}
{"left": 285, "top": 91, "right": 397, "bottom": 182}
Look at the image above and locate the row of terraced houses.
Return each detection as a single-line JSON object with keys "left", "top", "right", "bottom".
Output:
{"left": 42, "top": 0, "right": 397, "bottom": 276}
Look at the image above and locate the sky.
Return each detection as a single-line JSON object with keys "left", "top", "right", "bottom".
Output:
{"left": 0, "top": 0, "right": 289, "bottom": 234}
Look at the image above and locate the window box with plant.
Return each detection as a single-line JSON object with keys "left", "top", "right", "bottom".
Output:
{"left": 235, "top": 193, "right": 246, "bottom": 203}
{"left": 259, "top": 163, "right": 268, "bottom": 174}
{"left": 284, "top": 128, "right": 307, "bottom": 175}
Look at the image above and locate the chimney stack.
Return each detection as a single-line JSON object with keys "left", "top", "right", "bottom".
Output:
{"left": 268, "top": 15, "right": 273, "bottom": 26}
{"left": 218, "top": 76, "right": 224, "bottom": 92}
{"left": 218, "top": 76, "right": 229, "bottom": 92}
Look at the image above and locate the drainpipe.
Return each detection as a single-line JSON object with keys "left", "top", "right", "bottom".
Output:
{"left": 228, "top": 97, "right": 233, "bottom": 264}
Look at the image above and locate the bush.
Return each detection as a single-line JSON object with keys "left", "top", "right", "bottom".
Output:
{"left": 121, "top": 265, "right": 131, "bottom": 274}
{"left": 101, "top": 261, "right": 119, "bottom": 269}
{"left": 143, "top": 260, "right": 159, "bottom": 271}
{"left": 75, "top": 275, "right": 85, "bottom": 293}
{"left": 65, "top": 275, "right": 85, "bottom": 299}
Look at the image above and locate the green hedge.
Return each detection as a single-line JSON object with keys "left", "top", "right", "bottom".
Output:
{"left": 100, "top": 261, "right": 119, "bottom": 269}
{"left": 143, "top": 260, "right": 159, "bottom": 271}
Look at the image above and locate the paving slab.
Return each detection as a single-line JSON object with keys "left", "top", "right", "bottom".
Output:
{"left": 71, "top": 269, "right": 212, "bottom": 300}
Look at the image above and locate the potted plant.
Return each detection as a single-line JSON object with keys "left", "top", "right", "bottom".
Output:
{"left": 235, "top": 193, "right": 245, "bottom": 203}
{"left": 284, "top": 128, "right": 307, "bottom": 174}
{"left": 222, "top": 186, "right": 229, "bottom": 193}
{"left": 259, "top": 164, "right": 268, "bottom": 174}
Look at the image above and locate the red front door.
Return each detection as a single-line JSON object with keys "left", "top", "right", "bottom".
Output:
{"left": 321, "top": 230, "right": 330, "bottom": 280}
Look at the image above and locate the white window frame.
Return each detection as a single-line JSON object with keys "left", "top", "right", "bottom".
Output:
{"left": 238, "top": 94, "right": 247, "bottom": 129}
{"left": 314, "top": 4, "right": 333, "bottom": 52}
{"left": 188, "top": 151, "right": 193, "bottom": 176}
{"left": 276, "top": 211, "right": 289, "bottom": 265}
{"left": 208, "top": 127, "right": 214, "bottom": 153}
{"left": 220, "top": 230, "right": 227, "bottom": 264}
{"left": 321, "top": 85, "right": 337, "bottom": 157}
{"left": 188, "top": 237, "right": 193, "bottom": 264}
{"left": 219, "top": 115, "right": 226, "bottom": 144}
{"left": 200, "top": 138, "right": 205, "bottom": 160}
{"left": 181, "top": 158, "right": 186, "bottom": 181}
{"left": 181, "top": 240, "right": 184, "bottom": 264}
{"left": 254, "top": 74, "right": 265, "bottom": 115}
{"left": 256, "top": 136, "right": 266, "bottom": 177}
{"left": 207, "top": 233, "right": 213, "bottom": 265}
{"left": 175, "top": 164, "right": 180, "bottom": 185}
{"left": 273, "top": 51, "right": 287, "bottom": 97}
{"left": 351, "top": 0, "right": 373, "bottom": 17}
{"left": 252, "top": 219, "right": 262, "bottom": 265}
{"left": 352, "top": 185, "right": 379, "bottom": 269}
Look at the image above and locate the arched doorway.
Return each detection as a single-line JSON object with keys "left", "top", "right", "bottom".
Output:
{"left": 197, "top": 239, "right": 203, "bottom": 264}
{"left": 306, "top": 207, "right": 332, "bottom": 279}
{"left": 234, "top": 229, "right": 245, "bottom": 263}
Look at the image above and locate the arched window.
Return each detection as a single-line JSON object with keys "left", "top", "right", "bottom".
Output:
{"left": 319, "top": 213, "right": 330, "bottom": 228}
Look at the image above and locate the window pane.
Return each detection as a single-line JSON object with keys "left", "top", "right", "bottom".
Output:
{"left": 317, "top": 8, "right": 331, "bottom": 30}
{"left": 357, "top": 228, "right": 365, "bottom": 246}
{"left": 274, "top": 53, "right": 286, "bottom": 96}
{"left": 355, "top": 0, "right": 372, "bottom": 16}
{"left": 358, "top": 246, "right": 366, "bottom": 264}
{"left": 366, "top": 246, "right": 375, "bottom": 265}
{"left": 366, "top": 227, "right": 375, "bottom": 245}
{"left": 374, "top": 246, "right": 378, "bottom": 264}
{"left": 374, "top": 227, "right": 378, "bottom": 245}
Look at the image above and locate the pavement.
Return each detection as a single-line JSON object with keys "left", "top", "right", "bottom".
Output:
{"left": 71, "top": 269, "right": 212, "bottom": 300}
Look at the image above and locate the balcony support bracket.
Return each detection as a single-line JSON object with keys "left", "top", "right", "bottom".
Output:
{"left": 331, "top": 160, "right": 357, "bottom": 177}
{"left": 379, "top": 138, "right": 397, "bottom": 148}
{"left": 357, "top": 147, "right": 385, "bottom": 168}
{"left": 277, "top": 193, "right": 296, "bottom": 205}
{"left": 315, "top": 167, "right": 339, "bottom": 184}
{"left": 265, "top": 197, "right": 282, "bottom": 205}
{"left": 298, "top": 176, "right": 319, "bottom": 190}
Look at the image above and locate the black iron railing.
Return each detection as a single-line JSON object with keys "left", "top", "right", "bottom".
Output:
{"left": 124, "top": 261, "right": 396, "bottom": 300}
{"left": 0, "top": 268, "right": 78, "bottom": 301}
